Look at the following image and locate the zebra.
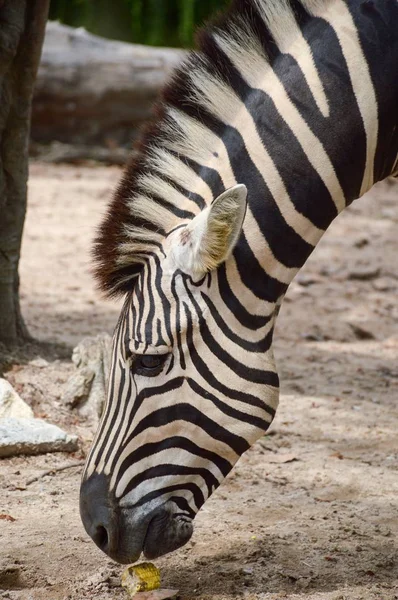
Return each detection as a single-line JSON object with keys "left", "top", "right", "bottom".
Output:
{"left": 80, "top": 0, "right": 398, "bottom": 564}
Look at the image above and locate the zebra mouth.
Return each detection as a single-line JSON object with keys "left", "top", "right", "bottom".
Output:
{"left": 79, "top": 470, "right": 194, "bottom": 564}
{"left": 143, "top": 502, "right": 194, "bottom": 559}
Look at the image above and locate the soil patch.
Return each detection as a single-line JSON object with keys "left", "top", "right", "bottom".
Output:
{"left": 0, "top": 165, "right": 397, "bottom": 600}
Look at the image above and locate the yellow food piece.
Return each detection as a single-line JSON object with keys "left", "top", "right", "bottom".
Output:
{"left": 121, "top": 562, "right": 161, "bottom": 597}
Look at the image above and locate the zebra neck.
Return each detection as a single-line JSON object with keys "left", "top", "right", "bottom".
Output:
{"left": 203, "top": 0, "right": 398, "bottom": 309}
{"left": 92, "top": 0, "right": 398, "bottom": 299}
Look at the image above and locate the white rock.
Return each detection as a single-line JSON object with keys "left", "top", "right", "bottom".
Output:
{"left": 0, "top": 379, "right": 34, "bottom": 420}
{"left": 0, "top": 418, "right": 78, "bottom": 457}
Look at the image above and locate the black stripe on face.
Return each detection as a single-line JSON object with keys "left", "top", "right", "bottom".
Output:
{"left": 183, "top": 302, "right": 278, "bottom": 418}
{"left": 123, "top": 482, "right": 205, "bottom": 512}
{"left": 166, "top": 354, "right": 175, "bottom": 375}
{"left": 119, "top": 376, "right": 186, "bottom": 445}
{"left": 123, "top": 299, "right": 134, "bottom": 359}
{"left": 101, "top": 361, "right": 133, "bottom": 470}
{"left": 107, "top": 378, "right": 189, "bottom": 476}
{"left": 92, "top": 358, "right": 129, "bottom": 470}
{"left": 131, "top": 297, "right": 138, "bottom": 343}
{"left": 187, "top": 378, "right": 273, "bottom": 433}
{"left": 170, "top": 272, "right": 186, "bottom": 371}
{"left": 117, "top": 436, "right": 232, "bottom": 480}
{"left": 134, "top": 271, "right": 145, "bottom": 344}
{"left": 201, "top": 292, "right": 274, "bottom": 352}
{"left": 153, "top": 254, "right": 174, "bottom": 347}
{"left": 156, "top": 318, "right": 167, "bottom": 347}
{"left": 168, "top": 496, "right": 196, "bottom": 519}
{"left": 183, "top": 286, "right": 279, "bottom": 389}
{"left": 234, "top": 235, "right": 289, "bottom": 303}
{"left": 143, "top": 261, "right": 155, "bottom": 346}
{"left": 217, "top": 263, "right": 276, "bottom": 329}
{"left": 120, "top": 464, "right": 219, "bottom": 501}
{"left": 125, "top": 403, "right": 250, "bottom": 457}
{"left": 86, "top": 317, "right": 127, "bottom": 472}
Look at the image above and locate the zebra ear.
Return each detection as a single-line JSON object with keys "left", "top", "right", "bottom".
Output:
{"left": 172, "top": 184, "right": 247, "bottom": 281}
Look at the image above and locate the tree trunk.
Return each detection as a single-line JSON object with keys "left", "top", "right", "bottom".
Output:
{"left": 0, "top": 0, "right": 49, "bottom": 346}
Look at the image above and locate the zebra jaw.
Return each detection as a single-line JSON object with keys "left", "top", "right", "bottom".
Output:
{"left": 170, "top": 184, "right": 248, "bottom": 282}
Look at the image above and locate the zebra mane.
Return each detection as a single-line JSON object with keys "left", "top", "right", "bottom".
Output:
{"left": 94, "top": 0, "right": 327, "bottom": 297}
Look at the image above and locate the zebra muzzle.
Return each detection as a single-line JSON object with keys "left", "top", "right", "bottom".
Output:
{"left": 80, "top": 473, "right": 193, "bottom": 564}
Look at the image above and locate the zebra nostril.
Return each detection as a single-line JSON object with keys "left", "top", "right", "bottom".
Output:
{"left": 93, "top": 525, "right": 109, "bottom": 553}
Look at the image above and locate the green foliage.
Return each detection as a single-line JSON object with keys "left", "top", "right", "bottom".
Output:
{"left": 49, "top": 0, "right": 230, "bottom": 48}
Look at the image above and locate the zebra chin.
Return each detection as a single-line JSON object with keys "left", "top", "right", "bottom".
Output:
{"left": 80, "top": 473, "right": 194, "bottom": 564}
{"left": 141, "top": 503, "right": 194, "bottom": 560}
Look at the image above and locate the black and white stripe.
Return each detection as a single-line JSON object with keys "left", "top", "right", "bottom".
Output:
{"left": 81, "top": 0, "right": 398, "bottom": 550}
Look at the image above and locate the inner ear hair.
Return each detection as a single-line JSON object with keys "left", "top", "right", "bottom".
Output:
{"left": 172, "top": 184, "right": 247, "bottom": 280}
{"left": 204, "top": 196, "right": 242, "bottom": 269}
{"left": 202, "top": 184, "right": 247, "bottom": 268}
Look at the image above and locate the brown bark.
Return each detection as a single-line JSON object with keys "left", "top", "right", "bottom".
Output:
{"left": 0, "top": 0, "right": 49, "bottom": 346}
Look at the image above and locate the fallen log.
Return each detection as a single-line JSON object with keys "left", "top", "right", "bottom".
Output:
{"left": 30, "top": 141, "right": 132, "bottom": 165}
{"left": 32, "top": 22, "right": 186, "bottom": 148}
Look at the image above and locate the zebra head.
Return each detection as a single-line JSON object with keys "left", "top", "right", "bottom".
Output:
{"left": 80, "top": 0, "right": 398, "bottom": 568}
{"left": 80, "top": 184, "right": 280, "bottom": 563}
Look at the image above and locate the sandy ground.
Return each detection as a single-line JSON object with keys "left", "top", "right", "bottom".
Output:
{"left": 0, "top": 163, "right": 397, "bottom": 600}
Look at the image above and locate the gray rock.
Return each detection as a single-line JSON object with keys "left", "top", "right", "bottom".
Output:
{"left": 296, "top": 273, "right": 323, "bottom": 287}
{"left": 348, "top": 322, "right": 376, "bottom": 340}
{"left": 72, "top": 332, "right": 111, "bottom": 371}
{"left": 353, "top": 236, "right": 369, "bottom": 248}
{"left": 0, "top": 418, "right": 78, "bottom": 458}
{"left": 62, "top": 333, "right": 112, "bottom": 423}
{"left": 348, "top": 266, "right": 381, "bottom": 281}
{"left": 372, "top": 277, "right": 396, "bottom": 292}
{"left": 62, "top": 366, "right": 95, "bottom": 409}
{"left": 0, "top": 379, "right": 34, "bottom": 420}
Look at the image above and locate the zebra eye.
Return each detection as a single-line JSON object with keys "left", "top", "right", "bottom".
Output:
{"left": 132, "top": 353, "right": 168, "bottom": 376}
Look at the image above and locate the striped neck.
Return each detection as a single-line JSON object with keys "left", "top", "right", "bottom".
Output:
{"left": 81, "top": 0, "right": 398, "bottom": 566}
{"left": 93, "top": 0, "right": 398, "bottom": 299}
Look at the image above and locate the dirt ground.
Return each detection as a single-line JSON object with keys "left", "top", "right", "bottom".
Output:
{"left": 0, "top": 163, "right": 397, "bottom": 600}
